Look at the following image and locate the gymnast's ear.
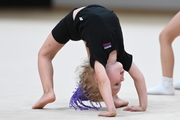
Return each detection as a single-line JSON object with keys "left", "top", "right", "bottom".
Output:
{"left": 93, "top": 73, "right": 98, "bottom": 83}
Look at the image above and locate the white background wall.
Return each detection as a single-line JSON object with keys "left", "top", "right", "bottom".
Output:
{"left": 52, "top": 0, "right": 180, "bottom": 11}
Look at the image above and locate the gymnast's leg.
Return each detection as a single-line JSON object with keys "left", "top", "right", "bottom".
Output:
{"left": 148, "top": 12, "right": 180, "bottom": 95}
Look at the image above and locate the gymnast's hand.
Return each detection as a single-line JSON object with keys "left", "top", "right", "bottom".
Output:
{"left": 98, "top": 110, "right": 117, "bottom": 117}
{"left": 123, "top": 105, "right": 146, "bottom": 112}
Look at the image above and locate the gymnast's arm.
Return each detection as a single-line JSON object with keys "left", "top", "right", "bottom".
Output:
{"left": 94, "top": 61, "right": 116, "bottom": 117}
{"left": 124, "top": 62, "right": 147, "bottom": 111}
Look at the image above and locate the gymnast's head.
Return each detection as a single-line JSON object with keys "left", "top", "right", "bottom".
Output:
{"left": 76, "top": 58, "right": 124, "bottom": 102}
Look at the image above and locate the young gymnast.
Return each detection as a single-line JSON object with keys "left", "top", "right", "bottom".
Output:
{"left": 148, "top": 12, "right": 180, "bottom": 95}
{"left": 32, "top": 5, "right": 147, "bottom": 117}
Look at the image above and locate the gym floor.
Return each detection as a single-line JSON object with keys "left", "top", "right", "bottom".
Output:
{"left": 0, "top": 8, "right": 180, "bottom": 120}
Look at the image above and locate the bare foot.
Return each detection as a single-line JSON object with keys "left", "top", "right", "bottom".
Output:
{"left": 32, "top": 92, "right": 56, "bottom": 109}
{"left": 113, "top": 95, "right": 129, "bottom": 108}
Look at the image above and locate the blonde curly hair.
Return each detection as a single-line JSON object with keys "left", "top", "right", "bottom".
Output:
{"left": 75, "top": 58, "right": 103, "bottom": 102}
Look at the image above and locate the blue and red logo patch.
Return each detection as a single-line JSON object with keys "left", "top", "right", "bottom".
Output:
{"left": 103, "top": 42, "right": 112, "bottom": 49}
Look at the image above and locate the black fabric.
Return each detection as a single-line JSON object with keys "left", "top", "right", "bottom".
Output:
{"left": 51, "top": 5, "right": 132, "bottom": 71}
{"left": 52, "top": 8, "right": 81, "bottom": 44}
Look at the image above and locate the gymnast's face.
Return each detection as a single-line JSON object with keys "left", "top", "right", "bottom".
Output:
{"left": 93, "top": 62, "right": 124, "bottom": 96}
{"left": 106, "top": 62, "right": 124, "bottom": 96}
